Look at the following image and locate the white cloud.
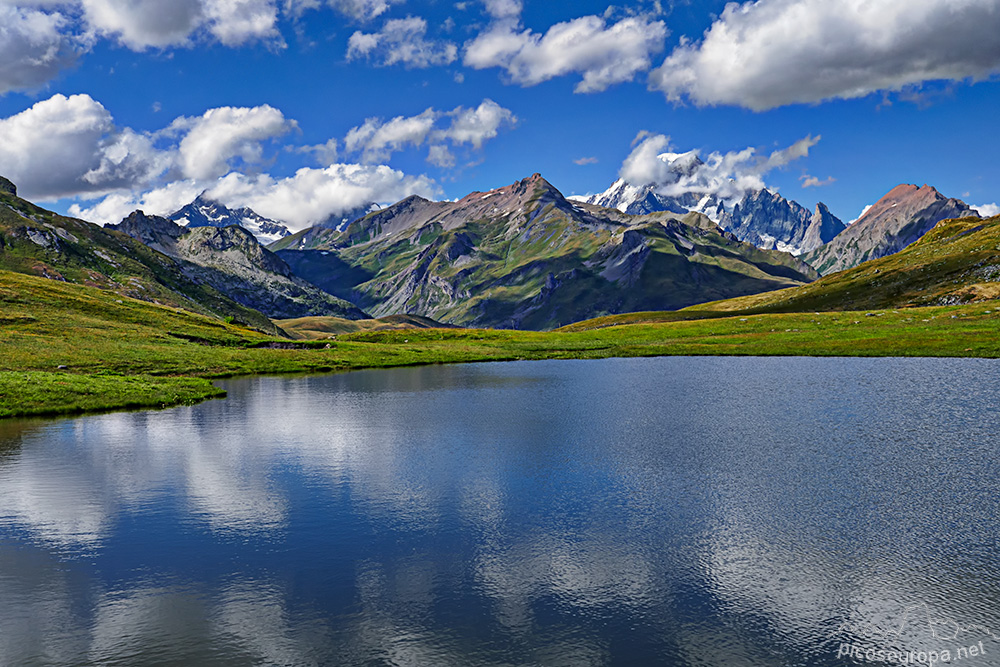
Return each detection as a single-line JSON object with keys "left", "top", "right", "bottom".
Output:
{"left": 295, "top": 138, "right": 339, "bottom": 165}
{"left": 482, "top": 0, "right": 520, "bottom": 20}
{"left": 344, "top": 108, "right": 439, "bottom": 163}
{"left": 4, "top": 0, "right": 281, "bottom": 56}
{"left": 79, "top": 0, "right": 205, "bottom": 49}
{"left": 285, "top": 0, "right": 401, "bottom": 21}
{"left": 208, "top": 165, "right": 438, "bottom": 228}
{"left": 0, "top": 94, "right": 297, "bottom": 200}
{"left": 68, "top": 179, "right": 205, "bottom": 225}
{"left": 972, "top": 203, "right": 1000, "bottom": 218}
{"left": 0, "top": 93, "right": 168, "bottom": 200}
{"left": 203, "top": 0, "right": 282, "bottom": 46}
{"left": 172, "top": 104, "right": 296, "bottom": 180}
{"left": 849, "top": 204, "right": 874, "bottom": 225}
{"left": 620, "top": 132, "right": 820, "bottom": 205}
{"left": 426, "top": 144, "right": 456, "bottom": 168}
{"left": 344, "top": 99, "right": 515, "bottom": 164}
{"left": 347, "top": 16, "right": 457, "bottom": 68}
{"left": 14, "top": 93, "right": 446, "bottom": 232}
{"left": 574, "top": 156, "right": 598, "bottom": 166}
{"left": 464, "top": 14, "right": 667, "bottom": 93}
{"left": 0, "top": 5, "right": 77, "bottom": 95}
{"left": 649, "top": 0, "right": 1000, "bottom": 111}
{"left": 799, "top": 174, "right": 835, "bottom": 188}
{"left": 433, "top": 98, "right": 515, "bottom": 149}
{"left": 73, "top": 165, "right": 439, "bottom": 230}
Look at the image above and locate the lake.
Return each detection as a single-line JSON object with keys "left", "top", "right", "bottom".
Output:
{"left": 2, "top": 357, "right": 1000, "bottom": 666}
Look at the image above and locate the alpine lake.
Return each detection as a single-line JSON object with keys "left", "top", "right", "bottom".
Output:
{"left": 2, "top": 356, "right": 1000, "bottom": 666}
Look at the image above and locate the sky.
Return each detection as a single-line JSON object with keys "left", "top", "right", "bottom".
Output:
{"left": 0, "top": 0, "right": 998, "bottom": 232}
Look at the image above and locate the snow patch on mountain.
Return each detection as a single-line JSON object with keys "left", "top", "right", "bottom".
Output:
{"left": 169, "top": 195, "right": 292, "bottom": 245}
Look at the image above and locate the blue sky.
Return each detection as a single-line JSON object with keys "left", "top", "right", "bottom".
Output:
{"left": 0, "top": 0, "right": 998, "bottom": 231}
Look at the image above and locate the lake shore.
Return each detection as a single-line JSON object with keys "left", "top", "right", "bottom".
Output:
{"left": 5, "top": 266, "right": 1000, "bottom": 419}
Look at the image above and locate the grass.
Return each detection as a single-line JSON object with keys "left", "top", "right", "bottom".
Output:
{"left": 4, "top": 265, "right": 1000, "bottom": 420}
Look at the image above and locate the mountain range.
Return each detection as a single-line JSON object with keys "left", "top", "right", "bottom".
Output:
{"left": 0, "top": 169, "right": 988, "bottom": 333}
{"left": 272, "top": 173, "right": 817, "bottom": 330}
{"left": 572, "top": 151, "right": 847, "bottom": 256}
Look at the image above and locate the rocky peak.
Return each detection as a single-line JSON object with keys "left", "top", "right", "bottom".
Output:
{"left": 803, "top": 183, "right": 978, "bottom": 275}
{"left": 0, "top": 176, "right": 16, "bottom": 196}
{"left": 801, "top": 202, "right": 847, "bottom": 252}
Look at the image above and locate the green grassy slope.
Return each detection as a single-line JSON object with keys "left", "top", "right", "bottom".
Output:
{"left": 277, "top": 314, "right": 458, "bottom": 339}
{"left": 561, "top": 215, "right": 1000, "bottom": 330}
{"left": 5, "top": 264, "right": 1000, "bottom": 420}
{"left": 0, "top": 189, "right": 280, "bottom": 334}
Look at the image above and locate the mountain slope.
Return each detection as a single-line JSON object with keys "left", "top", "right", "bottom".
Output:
{"left": 170, "top": 195, "right": 291, "bottom": 244}
{"left": 563, "top": 213, "right": 1000, "bottom": 329}
{"left": 0, "top": 181, "right": 280, "bottom": 334}
{"left": 273, "top": 174, "right": 817, "bottom": 330}
{"left": 803, "top": 184, "right": 979, "bottom": 275}
{"left": 110, "top": 211, "right": 368, "bottom": 320}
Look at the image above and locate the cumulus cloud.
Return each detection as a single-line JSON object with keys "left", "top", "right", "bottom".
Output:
{"left": 203, "top": 0, "right": 282, "bottom": 46}
{"left": 15, "top": 93, "right": 445, "bottom": 232}
{"left": 344, "top": 99, "right": 515, "bottom": 164}
{"left": 649, "top": 0, "right": 1000, "bottom": 111}
{"left": 171, "top": 104, "right": 296, "bottom": 180}
{"left": 620, "top": 132, "right": 820, "bottom": 205}
{"left": 78, "top": 0, "right": 204, "bottom": 48}
{"left": 0, "top": 0, "right": 281, "bottom": 64}
{"left": 0, "top": 94, "right": 296, "bottom": 199}
{"left": 344, "top": 108, "right": 439, "bottom": 163}
{"left": 71, "top": 165, "right": 439, "bottom": 230}
{"left": 0, "top": 93, "right": 168, "bottom": 200}
{"left": 68, "top": 179, "right": 205, "bottom": 225}
{"left": 347, "top": 17, "right": 457, "bottom": 68}
{"left": 433, "top": 99, "right": 515, "bottom": 149}
{"left": 0, "top": 5, "right": 78, "bottom": 95}
{"left": 285, "top": 0, "right": 401, "bottom": 21}
{"left": 464, "top": 14, "right": 667, "bottom": 93}
{"left": 208, "top": 165, "right": 438, "bottom": 228}
{"left": 482, "top": 0, "right": 520, "bottom": 20}
{"left": 800, "top": 174, "right": 835, "bottom": 188}
{"left": 972, "top": 203, "right": 1000, "bottom": 218}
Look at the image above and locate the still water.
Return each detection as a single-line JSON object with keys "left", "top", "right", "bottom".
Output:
{"left": 2, "top": 357, "right": 1000, "bottom": 666}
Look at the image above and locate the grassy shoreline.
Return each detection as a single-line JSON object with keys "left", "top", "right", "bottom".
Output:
{"left": 4, "top": 268, "right": 1000, "bottom": 419}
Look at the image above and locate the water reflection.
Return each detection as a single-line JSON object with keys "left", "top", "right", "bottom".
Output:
{"left": 1, "top": 358, "right": 1000, "bottom": 665}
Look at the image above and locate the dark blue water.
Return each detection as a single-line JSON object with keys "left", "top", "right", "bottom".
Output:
{"left": 2, "top": 357, "right": 1000, "bottom": 666}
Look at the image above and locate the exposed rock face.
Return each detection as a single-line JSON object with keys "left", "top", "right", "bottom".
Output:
{"left": 170, "top": 195, "right": 292, "bottom": 245}
{"left": 803, "top": 184, "right": 979, "bottom": 275}
{"left": 575, "top": 158, "right": 843, "bottom": 256}
{"left": 719, "top": 189, "right": 845, "bottom": 255}
{"left": 109, "top": 211, "right": 368, "bottom": 320}
{"left": 802, "top": 203, "right": 845, "bottom": 252}
{"left": 0, "top": 176, "right": 15, "bottom": 196}
{"left": 274, "top": 174, "right": 817, "bottom": 330}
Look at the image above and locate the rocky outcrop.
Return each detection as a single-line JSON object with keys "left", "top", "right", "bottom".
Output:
{"left": 801, "top": 203, "right": 846, "bottom": 253}
{"left": 803, "top": 185, "right": 979, "bottom": 275}
{"left": 719, "top": 189, "right": 843, "bottom": 255}
{"left": 0, "top": 176, "right": 16, "bottom": 196}
{"left": 110, "top": 212, "right": 368, "bottom": 320}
